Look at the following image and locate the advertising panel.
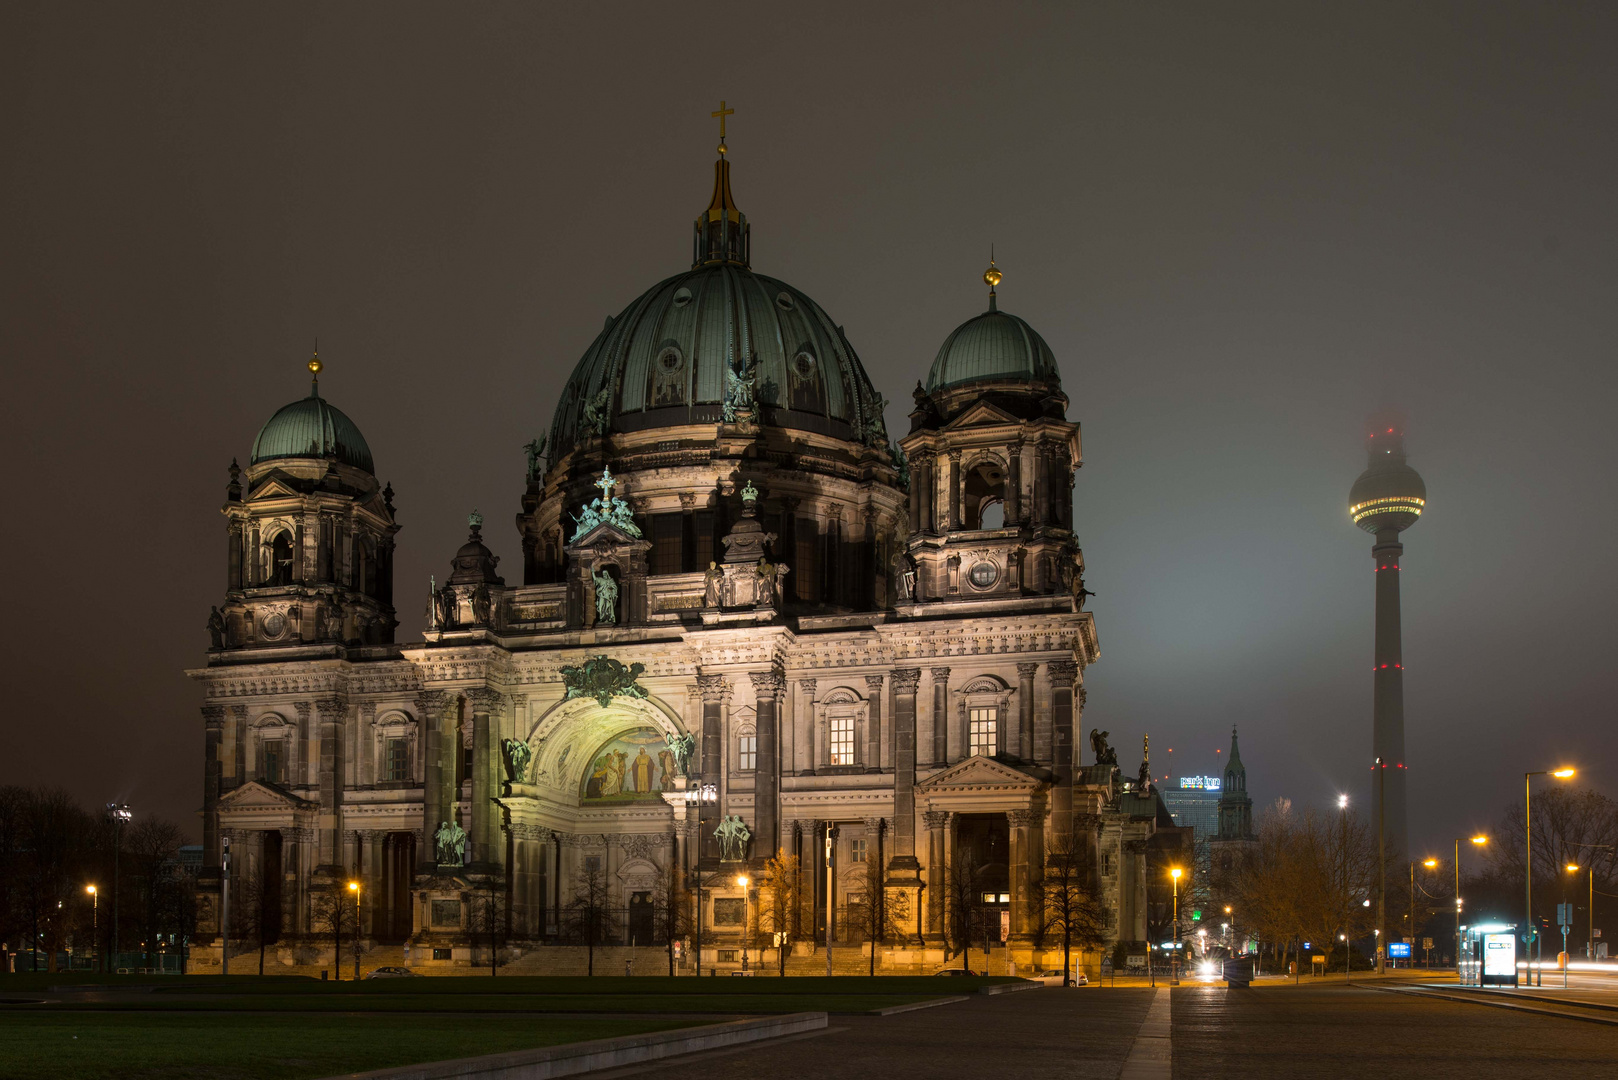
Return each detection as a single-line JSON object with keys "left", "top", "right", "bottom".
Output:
{"left": 1387, "top": 942, "right": 1411, "bottom": 959}
{"left": 1483, "top": 933, "right": 1516, "bottom": 981}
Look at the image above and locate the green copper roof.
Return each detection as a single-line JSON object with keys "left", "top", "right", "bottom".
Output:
{"left": 250, "top": 394, "right": 374, "bottom": 473}
{"left": 925, "top": 307, "right": 1060, "bottom": 393}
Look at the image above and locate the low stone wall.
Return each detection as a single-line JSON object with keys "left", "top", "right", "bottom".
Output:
{"left": 322, "top": 1012, "right": 828, "bottom": 1080}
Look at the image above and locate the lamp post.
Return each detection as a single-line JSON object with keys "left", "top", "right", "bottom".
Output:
{"left": 1375, "top": 757, "right": 1387, "bottom": 975}
{"left": 737, "top": 875, "right": 751, "bottom": 973}
{"left": 1170, "top": 867, "right": 1182, "bottom": 986}
{"left": 1525, "top": 768, "right": 1575, "bottom": 986}
{"left": 1455, "top": 835, "right": 1486, "bottom": 974}
{"left": 1409, "top": 857, "right": 1438, "bottom": 968}
{"left": 105, "top": 802, "right": 131, "bottom": 969}
{"left": 347, "top": 881, "right": 361, "bottom": 980}
{"left": 682, "top": 782, "right": 716, "bottom": 977}
{"left": 85, "top": 886, "right": 98, "bottom": 973}
{"left": 1338, "top": 794, "right": 1349, "bottom": 978}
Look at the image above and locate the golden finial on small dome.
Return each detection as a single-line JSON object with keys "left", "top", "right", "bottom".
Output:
{"left": 308, "top": 342, "right": 322, "bottom": 394}
{"left": 984, "top": 247, "right": 1002, "bottom": 310}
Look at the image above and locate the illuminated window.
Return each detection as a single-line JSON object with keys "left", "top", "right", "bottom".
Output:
{"left": 738, "top": 734, "right": 757, "bottom": 772}
{"left": 262, "top": 740, "right": 285, "bottom": 785}
{"left": 385, "top": 738, "right": 409, "bottom": 782}
{"left": 830, "top": 715, "right": 855, "bottom": 765}
{"left": 969, "top": 708, "right": 998, "bottom": 757}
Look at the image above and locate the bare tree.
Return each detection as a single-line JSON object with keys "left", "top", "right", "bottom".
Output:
{"left": 564, "top": 858, "right": 611, "bottom": 975}
{"left": 845, "top": 849, "right": 909, "bottom": 975}
{"left": 756, "top": 853, "right": 801, "bottom": 976}
{"left": 20, "top": 788, "right": 96, "bottom": 972}
{"left": 1039, "top": 835, "right": 1104, "bottom": 983}
{"left": 942, "top": 855, "right": 984, "bottom": 972}
{"left": 467, "top": 878, "right": 507, "bottom": 975}
{"left": 230, "top": 867, "right": 271, "bottom": 975}
{"left": 308, "top": 886, "right": 357, "bottom": 981}
{"left": 652, "top": 865, "right": 692, "bottom": 976}
{"left": 126, "top": 819, "right": 183, "bottom": 970}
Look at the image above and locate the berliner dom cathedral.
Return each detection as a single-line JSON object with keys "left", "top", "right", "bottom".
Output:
{"left": 190, "top": 112, "right": 1188, "bottom": 975}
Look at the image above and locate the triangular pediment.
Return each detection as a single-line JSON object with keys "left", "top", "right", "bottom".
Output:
{"left": 566, "top": 521, "right": 650, "bottom": 552}
{"left": 944, "top": 400, "right": 1021, "bottom": 430}
{"left": 918, "top": 755, "right": 1043, "bottom": 793}
{"left": 246, "top": 473, "right": 305, "bottom": 501}
{"left": 217, "top": 781, "right": 316, "bottom": 811}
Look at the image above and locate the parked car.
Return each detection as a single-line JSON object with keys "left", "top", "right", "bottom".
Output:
{"left": 364, "top": 966, "right": 418, "bottom": 979}
{"left": 934, "top": 967, "right": 979, "bottom": 976}
{"left": 1036, "top": 969, "right": 1088, "bottom": 987}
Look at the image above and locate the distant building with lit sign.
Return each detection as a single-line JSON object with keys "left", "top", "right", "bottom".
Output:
{"left": 1162, "top": 784, "right": 1221, "bottom": 838}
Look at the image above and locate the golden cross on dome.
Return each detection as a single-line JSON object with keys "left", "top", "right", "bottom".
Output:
{"left": 711, "top": 100, "right": 734, "bottom": 154}
{"left": 594, "top": 467, "right": 617, "bottom": 501}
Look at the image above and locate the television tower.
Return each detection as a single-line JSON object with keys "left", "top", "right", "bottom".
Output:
{"left": 1349, "top": 415, "right": 1426, "bottom": 860}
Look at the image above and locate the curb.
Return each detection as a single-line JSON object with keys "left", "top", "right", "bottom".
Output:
{"left": 320, "top": 1012, "right": 828, "bottom": 1080}
{"left": 1372, "top": 985, "right": 1618, "bottom": 1027}
{"left": 873, "top": 995, "right": 970, "bottom": 1016}
{"left": 979, "top": 980, "right": 1042, "bottom": 996}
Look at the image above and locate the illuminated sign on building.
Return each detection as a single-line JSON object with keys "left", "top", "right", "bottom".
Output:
{"left": 1179, "top": 776, "right": 1222, "bottom": 790}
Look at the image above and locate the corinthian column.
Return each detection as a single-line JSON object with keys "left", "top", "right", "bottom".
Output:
{"left": 887, "top": 669, "right": 922, "bottom": 883}
{"left": 1048, "top": 660, "right": 1079, "bottom": 849}
{"left": 415, "top": 690, "right": 449, "bottom": 863}
{"left": 315, "top": 696, "right": 347, "bottom": 871}
{"left": 696, "top": 674, "right": 730, "bottom": 863}
{"left": 750, "top": 669, "right": 784, "bottom": 858}
{"left": 467, "top": 688, "right": 505, "bottom": 870}
{"left": 202, "top": 706, "right": 225, "bottom": 869}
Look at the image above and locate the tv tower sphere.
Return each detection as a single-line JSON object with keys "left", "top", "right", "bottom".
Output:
{"left": 1350, "top": 423, "right": 1426, "bottom": 534}
{"left": 1349, "top": 415, "right": 1425, "bottom": 874}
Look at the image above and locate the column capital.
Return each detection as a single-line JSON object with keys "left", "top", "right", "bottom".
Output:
{"left": 864, "top": 674, "right": 885, "bottom": 693}
{"left": 930, "top": 666, "right": 951, "bottom": 681}
{"left": 890, "top": 668, "right": 922, "bottom": 694}
{"left": 863, "top": 816, "right": 887, "bottom": 833}
{"left": 315, "top": 696, "right": 347, "bottom": 718}
{"left": 1016, "top": 662, "right": 1040, "bottom": 678}
{"left": 294, "top": 701, "right": 313, "bottom": 723}
{"left": 1048, "top": 660, "right": 1079, "bottom": 688}
{"left": 797, "top": 677, "right": 817, "bottom": 698}
{"left": 696, "top": 673, "right": 732, "bottom": 703}
{"left": 202, "top": 705, "right": 226, "bottom": 727}
{"left": 922, "top": 810, "right": 952, "bottom": 829}
{"left": 1006, "top": 809, "right": 1038, "bottom": 829}
{"left": 228, "top": 703, "right": 248, "bottom": 719}
{"left": 749, "top": 669, "right": 786, "bottom": 698}
{"left": 467, "top": 687, "right": 505, "bottom": 712}
{"left": 678, "top": 491, "right": 697, "bottom": 510}
{"left": 414, "top": 689, "right": 450, "bottom": 714}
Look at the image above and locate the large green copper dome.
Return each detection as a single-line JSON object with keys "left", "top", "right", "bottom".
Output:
{"left": 548, "top": 263, "right": 887, "bottom": 451}
{"left": 925, "top": 306, "right": 1060, "bottom": 393}
{"left": 251, "top": 393, "right": 374, "bottom": 473}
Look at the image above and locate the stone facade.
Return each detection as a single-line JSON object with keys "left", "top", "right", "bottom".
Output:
{"left": 189, "top": 149, "right": 1188, "bottom": 974}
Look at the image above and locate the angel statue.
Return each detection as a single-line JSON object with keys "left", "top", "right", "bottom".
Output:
{"left": 664, "top": 732, "right": 696, "bottom": 778}
{"left": 502, "top": 737, "right": 533, "bottom": 783}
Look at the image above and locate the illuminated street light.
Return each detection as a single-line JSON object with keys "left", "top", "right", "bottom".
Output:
{"left": 85, "top": 885, "right": 98, "bottom": 972}
{"left": 1170, "top": 867, "right": 1184, "bottom": 985}
{"left": 1525, "top": 768, "right": 1577, "bottom": 985}
{"left": 346, "top": 881, "right": 361, "bottom": 980}
{"left": 737, "top": 874, "right": 752, "bottom": 972}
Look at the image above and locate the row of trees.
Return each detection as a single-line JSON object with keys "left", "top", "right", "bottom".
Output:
{"left": 0, "top": 786, "right": 194, "bottom": 972}
{"left": 1214, "top": 786, "right": 1618, "bottom": 968}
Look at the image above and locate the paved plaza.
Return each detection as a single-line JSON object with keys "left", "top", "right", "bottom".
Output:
{"left": 602, "top": 981, "right": 1618, "bottom": 1080}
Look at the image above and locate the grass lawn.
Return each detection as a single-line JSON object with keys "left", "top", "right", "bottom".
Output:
{"left": 0, "top": 1013, "right": 694, "bottom": 1080}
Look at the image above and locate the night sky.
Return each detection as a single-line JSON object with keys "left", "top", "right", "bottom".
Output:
{"left": 4, "top": 3, "right": 1614, "bottom": 855}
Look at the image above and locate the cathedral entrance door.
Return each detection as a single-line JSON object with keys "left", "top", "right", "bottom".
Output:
{"left": 628, "top": 891, "right": 654, "bottom": 946}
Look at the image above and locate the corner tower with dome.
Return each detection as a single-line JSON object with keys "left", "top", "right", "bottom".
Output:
{"left": 187, "top": 123, "right": 1184, "bottom": 979}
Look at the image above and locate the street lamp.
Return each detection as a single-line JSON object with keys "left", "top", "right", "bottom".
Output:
{"left": 1170, "top": 867, "right": 1183, "bottom": 985}
{"left": 85, "top": 886, "right": 98, "bottom": 973}
{"left": 1405, "top": 858, "right": 1439, "bottom": 968}
{"left": 1454, "top": 835, "right": 1486, "bottom": 975}
{"left": 347, "top": 881, "right": 361, "bottom": 980}
{"left": 1525, "top": 767, "right": 1576, "bottom": 986}
{"left": 1337, "top": 794, "right": 1349, "bottom": 977}
{"left": 105, "top": 802, "right": 131, "bottom": 969}
{"left": 736, "top": 875, "right": 751, "bottom": 973}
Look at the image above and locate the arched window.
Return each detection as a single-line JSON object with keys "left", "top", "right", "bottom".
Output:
{"left": 270, "top": 532, "right": 295, "bottom": 586}
{"left": 964, "top": 459, "right": 1006, "bottom": 530}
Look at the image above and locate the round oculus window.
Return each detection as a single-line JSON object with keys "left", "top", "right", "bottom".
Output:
{"left": 967, "top": 561, "right": 999, "bottom": 589}
{"left": 792, "top": 351, "right": 815, "bottom": 377}
{"left": 656, "top": 347, "right": 684, "bottom": 372}
{"left": 775, "top": 290, "right": 795, "bottom": 311}
{"left": 672, "top": 287, "right": 693, "bottom": 307}
{"left": 262, "top": 611, "right": 286, "bottom": 638}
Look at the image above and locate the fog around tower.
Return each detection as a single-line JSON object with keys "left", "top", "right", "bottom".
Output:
{"left": 1, "top": 2, "right": 1615, "bottom": 856}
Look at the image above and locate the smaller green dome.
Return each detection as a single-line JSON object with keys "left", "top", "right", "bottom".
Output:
{"left": 925, "top": 307, "right": 1060, "bottom": 393}
{"left": 251, "top": 394, "right": 374, "bottom": 473}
